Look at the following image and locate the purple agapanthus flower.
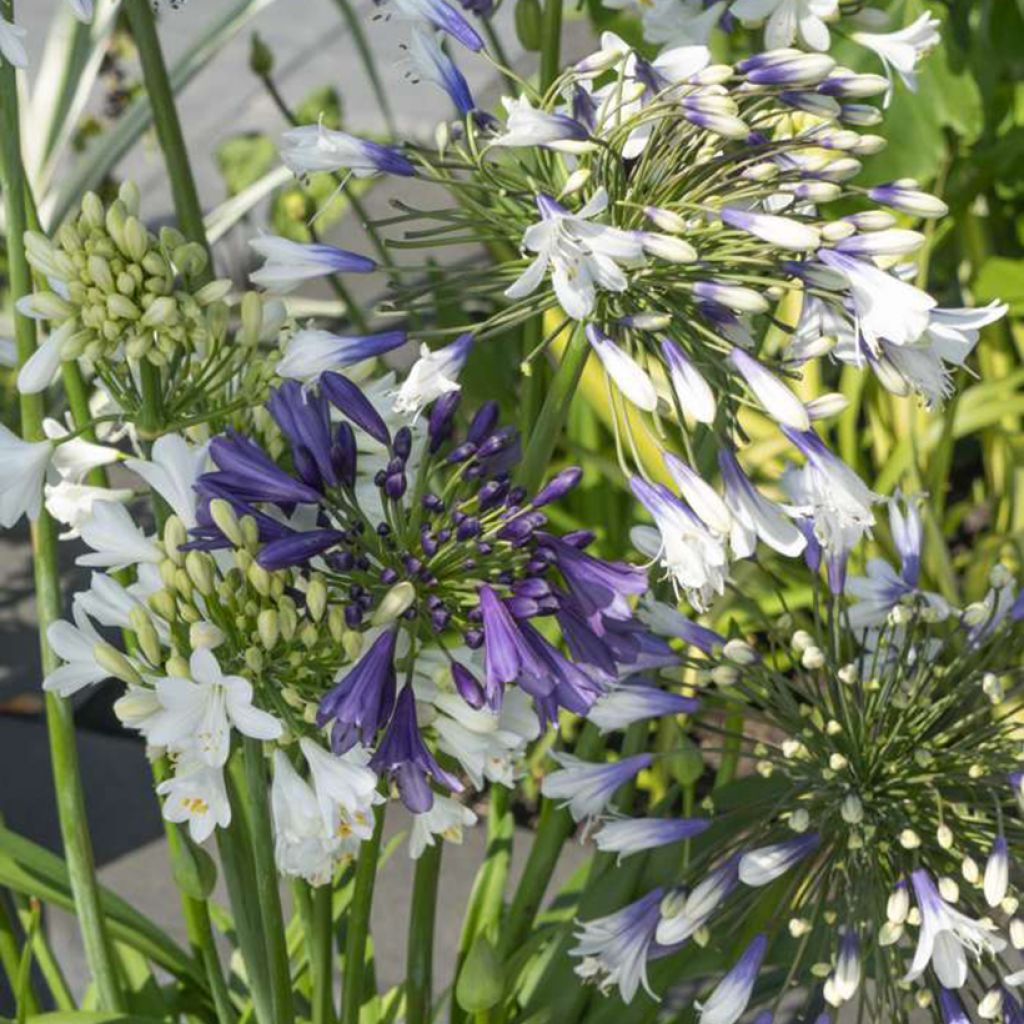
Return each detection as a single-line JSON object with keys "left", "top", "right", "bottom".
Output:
{"left": 370, "top": 686, "right": 462, "bottom": 812}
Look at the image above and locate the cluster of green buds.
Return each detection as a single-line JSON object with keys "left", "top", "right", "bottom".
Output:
{"left": 17, "top": 182, "right": 281, "bottom": 435}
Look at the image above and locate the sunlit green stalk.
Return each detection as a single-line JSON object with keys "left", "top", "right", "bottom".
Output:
{"left": 341, "top": 802, "right": 387, "bottom": 1024}
{"left": 123, "top": 0, "right": 213, "bottom": 286}
{"left": 406, "top": 841, "right": 443, "bottom": 1024}
{"left": 327, "top": 0, "right": 397, "bottom": 135}
{"left": 502, "top": 725, "right": 602, "bottom": 953}
{"left": 539, "top": 0, "right": 563, "bottom": 91}
{"left": 517, "top": 326, "right": 589, "bottom": 491}
{"left": 241, "top": 736, "right": 295, "bottom": 1024}
{"left": 0, "top": 14, "right": 124, "bottom": 1012}
{"left": 310, "top": 883, "right": 336, "bottom": 1024}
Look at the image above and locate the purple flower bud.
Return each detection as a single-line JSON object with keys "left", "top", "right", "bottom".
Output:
{"left": 532, "top": 466, "right": 583, "bottom": 508}
{"left": 428, "top": 390, "right": 461, "bottom": 453}
{"left": 514, "top": 578, "right": 550, "bottom": 599}
{"left": 447, "top": 442, "right": 477, "bottom": 463}
{"left": 562, "top": 529, "right": 594, "bottom": 549}
{"left": 451, "top": 661, "right": 485, "bottom": 709}
{"left": 385, "top": 472, "right": 407, "bottom": 499}
{"left": 393, "top": 426, "right": 413, "bottom": 461}
{"left": 467, "top": 401, "right": 499, "bottom": 443}
{"left": 344, "top": 604, "right": 363, "bottom": 628}
{"left": 478, "top": 480, "right": 508, "bottom": 509}
{"left": 318, "top": 627, "right": 397, "bottom": 743}
{"left": 381, "top": 567, "right": 399, "bottom": 585}
{"left": 465, "top": 628, "right": 483, "bottom": 649}
{"left": 477, "top": 426, "right": 516, "bottom": 458}
{"left": 321, "top": 372, "right": 391, "bottom": 447}
{"left": 257, "top": 529, "right": 345, "bottom": 569}
{"left": 456, "top": 517, "right": 481, "bottom": 541}
{"left": 422, "top": 493, "right": 444, "bottom": 513}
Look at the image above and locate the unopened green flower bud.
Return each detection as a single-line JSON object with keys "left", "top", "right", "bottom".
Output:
{"left": 148, "top": 589, "right": 178, "bottom": 623}
{"left": 372, "top": 581, "right": 416, "bottom": 625}
{"left": 245, "top": 647, "right": 265, "bottom": 674}
{"left": 94, "top": 642, "right": 142, "bottom": 686}
{"left": 258, "top": 609, "right": 280, "bottom": 651}
{"left": 87, "top": 254, "right": 115, "bottom": 293}
{"left": 240, "top": 291, "right": 265, "bottom": 347}
{"left": 81, "top": 192, "right": 105, "bottom": 229}
{"left": 163, "top": 516, "right": 188, "bottom": 564}
{"left": 723, "top": 638, "right": 757, "bottom": 665}
{"left": 122, "top": 216, "right": 150, "bottom": 263}
{"left": 210, "top": 499, "right": 245, "bottom": 548}
{"left": 306, "top": 576, "right": 328, "bottom": 622}
{"left": 159, "top": 559, "right": 179, "bottom": 590}
{"left": 240, "top": 515, "right": 260, "bottom": 550}
{"left": 185, "top": 550, "right": 215, "bottom": 596}
{"left": 129, "top": 606, "right": 163, "bottom": 666}
{"left": 300, "top": 622, "right": 319, "bottom": 648}
{"left": 173, "top": 568, "right": 194, "bottom": 599}
{"left": 342, "top": 629, "right": 362, "bottom": 662}
{"left": 248, "top": 562, "right": 271, "bottom": 596}
{"left": 107, "top": 293, "right": 141, "bottom": 321}
{"left": 249, "top": 32, "right": 274, "bottom": 76}
{"left": 141, "top": 296, "right": 177, "bottom": 328}
{"left": 118, "top": 180, "right": 140, "bottom": 216}
{"left": 328, "top": 606, "right": 345, "bottom": 643}
{"left": 278, "top": 598, "right": 298, "bottom": 641}
{"left": 840, "top": 794, "right": 863, "bottom": 824}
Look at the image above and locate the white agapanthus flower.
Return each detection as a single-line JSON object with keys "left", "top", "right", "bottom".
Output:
{"left": 43, "top": 608, "right": 108, "bottom": 698}
{"left": 504, "top": 189, "right": 645, "bottom": 321}
{"left": 156, "top": 758, "right": 231, "bottom": 844}
{"left": 144, "top": 649, "right": 283, "bottom": 767}
{"left": 77, "top": 500, "right": 163, "bottom": 570}
{"left": 299, "top": 737, "right": 378, "bottom": 844}
{"left": 393, "top": 333, "right": 472, "bottom": 416}
{"left": 730, "top": 0, "right": 838, "bottom": 51}
{"left": 125, "top": 433, "right": 209, "bottom": 529}
{"left": 45, "top": 481, "right": 133, "bottom": 539}
{"left": 0, "top": 15, "right": 27, "bottom": 68}
{"left": 271, "top": 751, "right": 341, "bottom": 885}
{"left": 851, "top": 11, "right": 941, "bottom": 95}
{"left": 409, "top": 795, "right": 477, "bottom": 859}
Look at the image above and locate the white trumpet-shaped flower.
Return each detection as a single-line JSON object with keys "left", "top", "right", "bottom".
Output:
{"left": 505, "top": 190, "right": 645, "bottom": 321}
{"left": 145, "top": 649, "right": 282, "bottom": 766}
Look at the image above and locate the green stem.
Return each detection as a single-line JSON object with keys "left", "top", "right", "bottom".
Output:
{"left": 0, "top": 892, "right": 39, "bottom": 1017}
{"left": 309, "top": 883, "right": 336, "bottom": 1024}
{"left": 538, "top": 0, "right": 563, "bottom": 91}
{"left": 517, "top": 326, "right": 589, "bottom": 492}
{"left": 327, "top": 0, "right": 397, "bottom": 135}
{"left": 341, "top": 802, "right": 386, "bottom": 1024}
{"left": 123, "top": 0, "right": 213, "bottom": 287}
{"left": 241, "top": 737, "right": 295, "bottom": 1024}
{"left": 218, "top": 757, "right": 273, "bottom": 1024}
{"left": 0, "top": 15, "right": 124, "bottom": 1011}
{"left": 501, "top": 725, "right": 602, "bottom": 954}
{"left": 406, "top": 841, "right": 443, "bottom": 1024}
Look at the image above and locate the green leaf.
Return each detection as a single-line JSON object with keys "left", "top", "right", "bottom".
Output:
{"left": 0, "top": 827, "right": 204, "bottom": 993}
{"left": 215, "top": 134, "right": 277, "bottom": 197}
{"left": 974, "top": 258, "right": 1024, "bottom": 314}
{"left": 455, "top": 935, "right": 505, "bottom": 1012}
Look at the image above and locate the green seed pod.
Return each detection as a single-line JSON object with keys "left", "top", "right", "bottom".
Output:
{"left": 514, "top": 0, "right": 543, "bottom": 51}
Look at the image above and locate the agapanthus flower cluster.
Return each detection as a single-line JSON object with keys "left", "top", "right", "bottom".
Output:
{"left": 561, "top": 522, "right": 1024, "bottom": 1022}
{"left": 275, "top": 31, "right": 1005, "bottom": 491}
{"left": 594, "top": 0, "right": 941, "bottom": 97}
{"left": 42, "top": 364, "right": 673, "bottom": 880}
{"left": 17, "top": 184, "right": 280, "bottom": 431}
